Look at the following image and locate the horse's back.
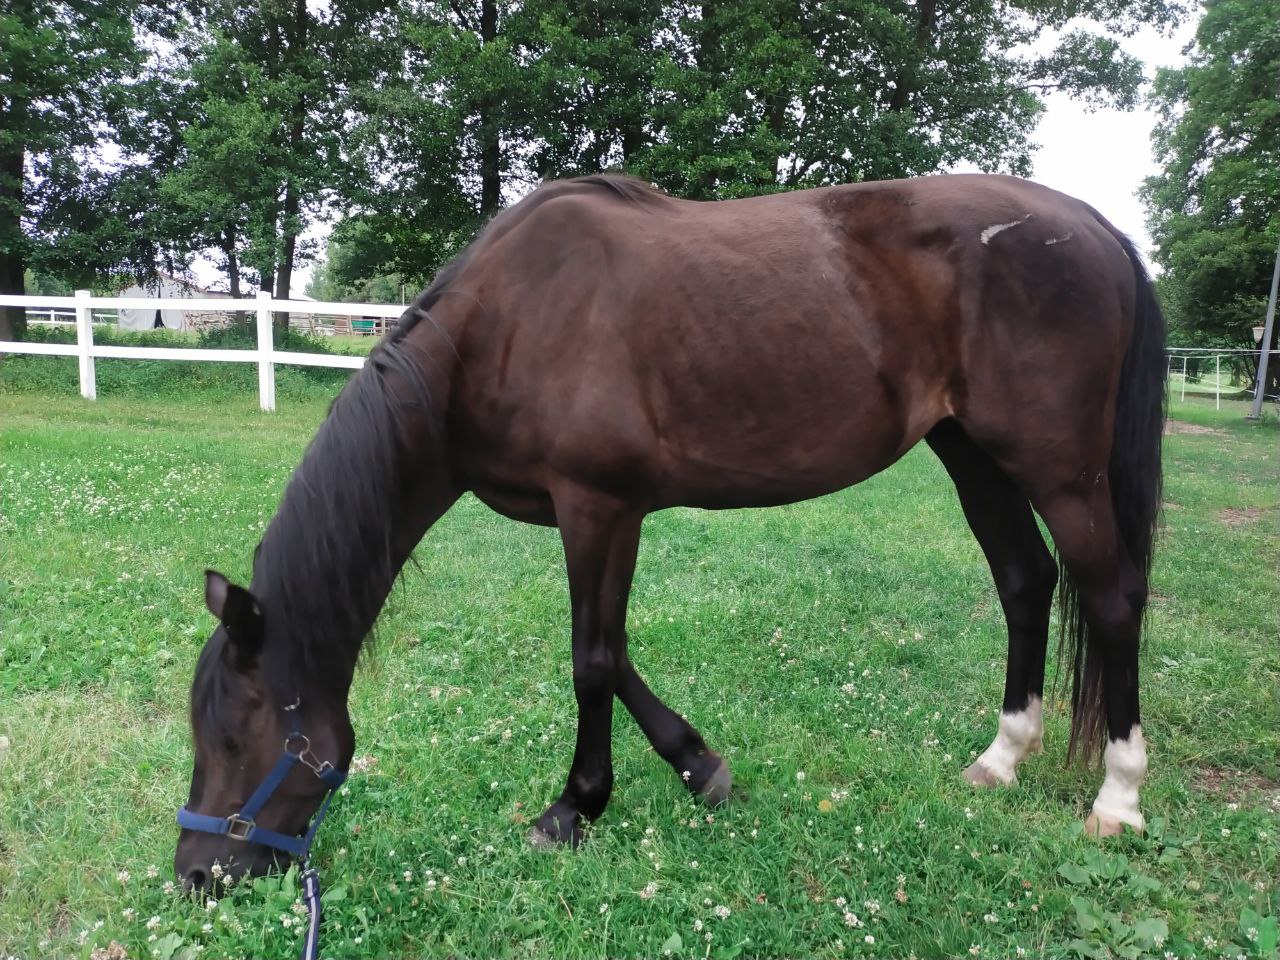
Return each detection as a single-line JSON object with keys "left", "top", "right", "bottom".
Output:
{"left": 444, "top": 174, "right": 1138, "bottom": 511}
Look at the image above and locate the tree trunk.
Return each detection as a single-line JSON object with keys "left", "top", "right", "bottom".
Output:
{"left": 887, "top": 0, "right": 937, "bottom": 114}
{"left": 0, "top": 133, "right": 26, "bottom": 341}
{"left": 273, "top": 0, "right": 308, "bottom": 325}
{"left": 223, "top": 227, "right": 246, "bottom": 326}
{"left": 690, "top": 1, "right": 721, "bottom": 199}
{"left": 621, "top": 124, "right": 644, "bottom": 167}
{"left": 477, "top": 0, "right": 501, "bottom": 217}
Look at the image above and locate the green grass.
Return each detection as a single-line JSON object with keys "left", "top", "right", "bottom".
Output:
{"left": 1, "top": 383, "right": 1276, "bottom": 960}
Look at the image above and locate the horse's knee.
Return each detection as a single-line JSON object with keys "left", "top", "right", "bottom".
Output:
{"left": 572, "top": 647, "right": 619, "bottom": 701}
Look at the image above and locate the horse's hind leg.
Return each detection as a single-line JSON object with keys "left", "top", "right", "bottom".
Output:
{"left": 1032, "top": 483, "right": 1148, "bottom": 835}
{"left": 927, "top": 420, "right": 1059, "bottom": 787}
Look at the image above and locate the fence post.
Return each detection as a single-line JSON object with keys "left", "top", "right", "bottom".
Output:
{"left": 1180, "top": 356, "right": 1187, "bottom": 401}
{"left": 75, "top": 289, "right": 96, "bottom": 400}
{"left": 256, "top": 290, "right": 275, "bottom": 412}
{"left": 1215, "top": 354, "right": 1221, "bottom": 410}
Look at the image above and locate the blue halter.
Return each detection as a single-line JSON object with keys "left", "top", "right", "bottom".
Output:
{"left": 177, "top": 733, "right": 347, "bottom": 960}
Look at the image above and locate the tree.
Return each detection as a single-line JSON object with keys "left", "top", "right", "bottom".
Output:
{"left": 1142, "top": 0, "right": 1279, "bottom": 367}
{"left": 306, "top": 234, "right": 406, "bottom": 303}
{"left": 335, "top": 0, "right": 1184, "bottom": 284}
{"left": 0, "top": 0, "right": 153, "bottom": 339}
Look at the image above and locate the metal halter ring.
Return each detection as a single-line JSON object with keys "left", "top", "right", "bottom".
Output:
{"left": 285, "top": 733, "right": 334, "bottom": 777}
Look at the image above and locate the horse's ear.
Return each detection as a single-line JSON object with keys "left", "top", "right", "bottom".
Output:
{"left": 205, "top": 569, "right": 263, "bottom": 667}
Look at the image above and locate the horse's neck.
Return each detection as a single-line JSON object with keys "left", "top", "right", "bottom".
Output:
{"left": 253, "top": 325, "right": 461, "bottom": 697}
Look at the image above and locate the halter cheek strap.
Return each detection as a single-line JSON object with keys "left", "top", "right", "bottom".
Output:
{"left": 177, "top": 734, "right": 347, "bottom": 859}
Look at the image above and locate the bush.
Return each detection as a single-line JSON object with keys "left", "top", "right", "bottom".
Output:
{"left": 1, "top": 322, "right": 355, "bottom": 401}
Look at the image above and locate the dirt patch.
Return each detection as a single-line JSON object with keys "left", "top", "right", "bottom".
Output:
{"left": 1193, "top": 766, "right": 1280, "bottom": 812}
{"left": 1218, "top": 506, "right": 1268, "bottom": 527}
{"left": 1164, "top": 419, "right": 1225, "bottom": 436}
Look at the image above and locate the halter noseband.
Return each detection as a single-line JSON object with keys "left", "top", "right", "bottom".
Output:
{"left": 177, "top": 733, "right": 347, "bottom": 858}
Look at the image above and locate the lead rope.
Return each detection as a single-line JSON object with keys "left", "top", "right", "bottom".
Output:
{"left": 301, "top": 860, "right": 322, "bottom": 960}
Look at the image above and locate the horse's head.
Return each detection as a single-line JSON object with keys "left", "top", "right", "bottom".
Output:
{"left": 174, "top": 570, "right": 354, "bottom": 892}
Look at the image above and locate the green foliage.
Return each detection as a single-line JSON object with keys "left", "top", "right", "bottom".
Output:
{"left": 1142, "top": 0, "right": 1280, "bottom": 352}
{"left": 1, "top": 323, "right": 351, "bottom": 399}
{"left": 307, "top": 235, "right": 408, "bottom": 304}
{"left": 335, "top": 0, "right": 1186, "bottom": 281}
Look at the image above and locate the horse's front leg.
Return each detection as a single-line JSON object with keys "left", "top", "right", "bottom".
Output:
{"left": 531, "top": 486, "right": 643, "bottom": 847}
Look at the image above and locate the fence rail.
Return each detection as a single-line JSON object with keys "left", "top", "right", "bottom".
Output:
{"left": 0, "top": 290, "right": 397, "bottom": 410}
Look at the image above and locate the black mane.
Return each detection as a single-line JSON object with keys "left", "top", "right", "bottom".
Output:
{"left": 212, "top": 174, "right": 666, "bottom": 707}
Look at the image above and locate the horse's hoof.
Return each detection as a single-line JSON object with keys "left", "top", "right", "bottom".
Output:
{"left": 1084, "top": 812, "right": 1141, "bottom": 838}
{"left": 530, "top": 805, "right": 585, "bottom": 848}
{"left": 963, "top": 761, "right": 1010, "bottom": 788}
{"left": 528, "top": 826, "right": 564, "bottom": 850}
{"left": 695, "top": 759, "right": 733, "bottom": 807}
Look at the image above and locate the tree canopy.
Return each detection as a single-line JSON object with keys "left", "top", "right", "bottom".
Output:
{"left": 3, "top": 0, "right": 1192, "bottom": 325}
{"left": 1142, "top": 0, "right": 1279, "bottom": 351}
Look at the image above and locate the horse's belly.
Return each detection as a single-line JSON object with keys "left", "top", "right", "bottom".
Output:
{"left": 652, "top": 387, "right": 923, "bottom": 510}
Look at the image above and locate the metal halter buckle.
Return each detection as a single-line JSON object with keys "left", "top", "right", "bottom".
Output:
{"left": 226, "top": 814, "right": 255, "bottom": 841}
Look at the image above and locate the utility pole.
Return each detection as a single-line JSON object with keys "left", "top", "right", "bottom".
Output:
{"left": 1247, "top": 232, "right": 1280, "bottom": 420}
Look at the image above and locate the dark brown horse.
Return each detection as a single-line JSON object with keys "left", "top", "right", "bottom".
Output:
{"left": 176, "top": 173, "right": 1164, "bottom": 887}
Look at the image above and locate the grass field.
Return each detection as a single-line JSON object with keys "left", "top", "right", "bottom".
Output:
{"left": 1, "top": 371, "right": 1277, "bottom": 960}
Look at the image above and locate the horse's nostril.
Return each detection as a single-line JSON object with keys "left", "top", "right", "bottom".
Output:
{"left": 184, "top": 869, "right": 208, "bottom": 892}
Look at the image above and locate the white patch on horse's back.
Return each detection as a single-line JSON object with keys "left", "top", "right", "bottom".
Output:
{"left": 1091, "top": 727, "right": 1148, "bottom": 830}
{"left": 979, "top": 214, "right": 1032, "bottom": 245}
{"left": 1044, "top": 232, "right": 1074, "bottom": 246}
{"left": 971, "top": 696, "right": 1043, "bottom": 784}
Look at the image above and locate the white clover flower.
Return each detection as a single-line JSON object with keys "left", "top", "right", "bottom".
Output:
{"left": 116, "top": 870, "right": 131, "bottom": 885}
{"left": 693, "top": 919, "right": 704, "bottom": 932}
{"left": 145, "top": 865, "right": 159, "bottom": 879}
{"left": 713, "top": 905, "right": 730, "bottom": 919}
{"left": 146, "top": 916, "right": 161, "bottom": 931}
{"left": 865, "top": 935, "right": 875, "bottom": 945}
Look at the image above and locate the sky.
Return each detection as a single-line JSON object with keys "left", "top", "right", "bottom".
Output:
{"left": 239, "top": 16, "right": 1199, "bottom": 298}
{"left": 1020, "top": 18, "right": 1199, "bottom": 270}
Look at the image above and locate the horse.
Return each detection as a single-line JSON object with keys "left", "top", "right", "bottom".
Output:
{"left": 175, "top": 172, "right": 1164, "bottom": 889}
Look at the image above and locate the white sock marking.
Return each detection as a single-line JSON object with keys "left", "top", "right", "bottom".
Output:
{"left": 973, "top": 697, "right": 1043, "bottom": 784}
{"left": 1091, "top": 726, "right": 1147, "bottom": 830}
{"left": 979, "top": 214, "right": 1031, "bottom": 245}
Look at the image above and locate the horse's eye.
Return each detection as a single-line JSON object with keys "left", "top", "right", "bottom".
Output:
{"left": 222, "top": 735, "right": 239, "bottom": 753}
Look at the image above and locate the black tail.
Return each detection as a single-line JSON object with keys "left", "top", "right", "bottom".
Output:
{"left": 1060, "top": 230, "right": 1167, "bottom": 762}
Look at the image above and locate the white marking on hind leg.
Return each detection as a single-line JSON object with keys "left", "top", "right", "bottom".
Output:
{"left": 1089, "top": 727, "right": 1147, "bottom": 833}
{"left": 967, "top": 697, "right": 1043, "bottom": 785}
{"left": 979, "top": 214, "right": 1032, "bottom": 245}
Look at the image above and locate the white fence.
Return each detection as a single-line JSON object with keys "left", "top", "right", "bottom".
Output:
{"left": 4, "top": 292, "right": 1278, "bottom": 414}
{"left": 1166, "top": 346, "right": 1280, "bottom": 410}
{"left": 0, "top": 291, "right": 404, "bottom": 411}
